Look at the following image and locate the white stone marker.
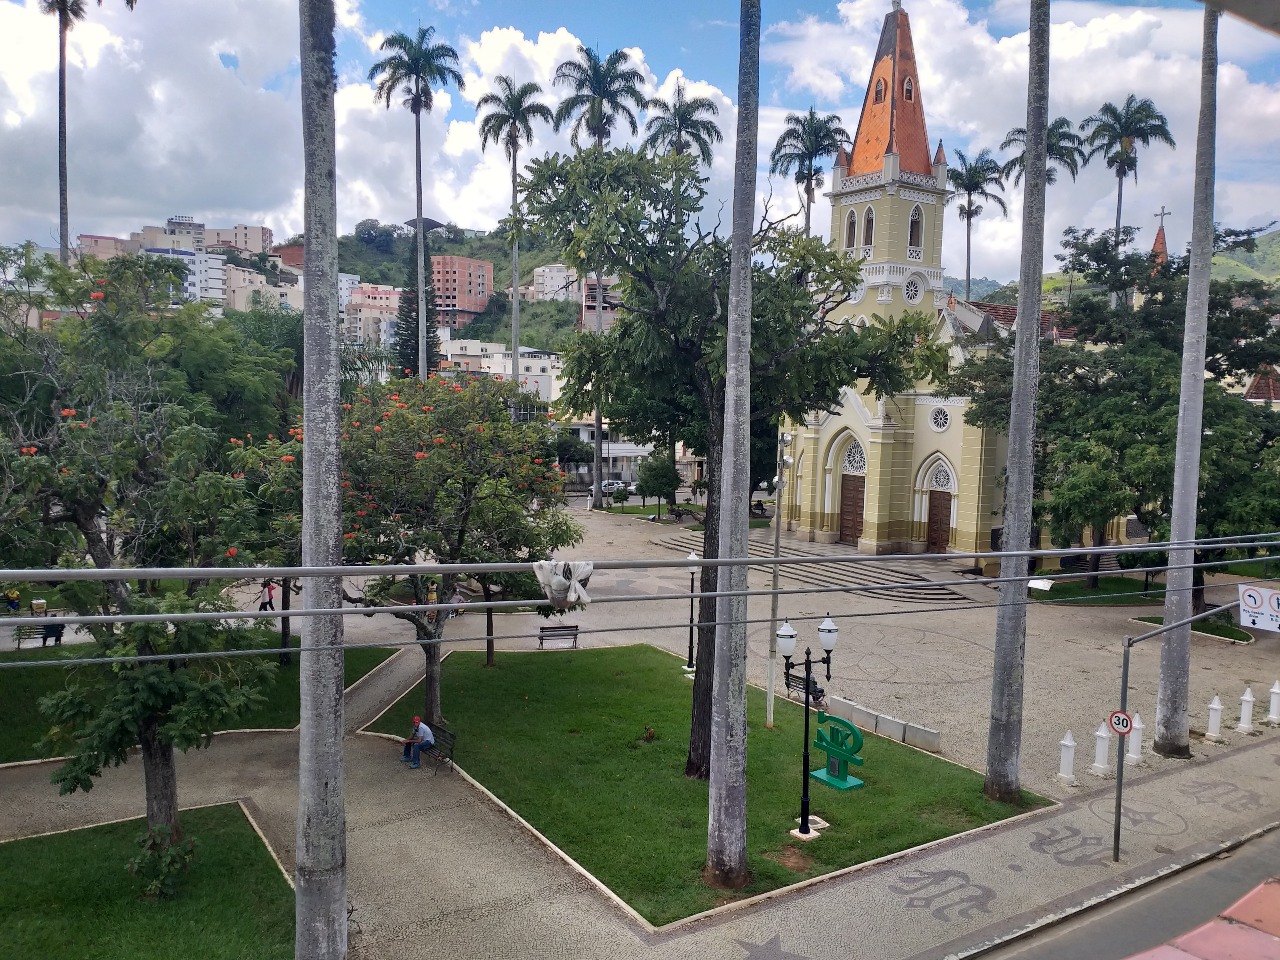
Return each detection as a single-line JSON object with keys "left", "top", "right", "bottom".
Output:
{"left": 1206, "top": 695, "right": 1224, "bottom": 742}
{"left": 1238, "top": 687, "right": 1256, "bottom": 734}
{"left": 1125, "top": 713, "right": 1144, "bottom": 766}
{"left": 1058, "top": 731, "right": 1078, "bottom": 786}
{"left": 1090, "top": 723, "right": 1110, "bottom": 776}
{"left": 1267, "top": 681, "right": 1280, "bottom": 726}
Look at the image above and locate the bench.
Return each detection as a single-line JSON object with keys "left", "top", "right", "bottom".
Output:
{"left": 784, "top": 671, "right": 825, "bottom": 708}
{"left": 538, "top": 624, "right": 579, "bottom": 649}
{"left": 12, "top": 623, "right": 42, "bottom": 650}
{"left": 424, "top": 725, "right": 456, "bottom": 775}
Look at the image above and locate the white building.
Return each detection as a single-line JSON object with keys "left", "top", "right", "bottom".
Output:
{"left": 140, "top": 248, "right": 225, "bottom": 304}
{"left": 532, "top": 263, "right": 581, "bottom": 302}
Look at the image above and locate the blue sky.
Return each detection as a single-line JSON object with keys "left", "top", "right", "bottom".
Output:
{"left": 1, "top": 0, "right": 1277, "bottom": 280}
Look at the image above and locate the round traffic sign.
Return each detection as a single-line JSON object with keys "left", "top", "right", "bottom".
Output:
{"left": 1241, "top": 587, "right": 1264, "bottom": 611}
{"left": 1108, "top": 710, "right": 1132, "bottom": 736}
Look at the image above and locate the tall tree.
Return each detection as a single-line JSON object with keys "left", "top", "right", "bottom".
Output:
{"left": 707, "top": 0, "right": 760, "bottom": 891}
{"left": 985, "top": 0, "right": 1050, "bottom": 805}
{"left": 368, "top": 26, "right": 464, "bottom": 379}
{"left": 553, "top": 45, "right": 647, "bottom": 509}
{"left": 643, "top": 81, "right": 723, "bottom": 166}
{"left": 477, "top": 75, "right": 553, "bottom": 382}
{"left": 1155, "top": 5, "right": 1218, "bottom": 760}
{"left": 767, "top": 106, "right": 849, "bottom": 237}
{"left": 41, "top": 0, "right": 86, "bottom": 266}
{"left": 1080, "top": 94, "right": 1176, "bottom": 247}
{"left": 1000, "top": 116, "right": 1087, "bottom": 187}
{"left": 394, "top": 235, "right": 439, "bottom": 378}
{"left": 297, "top": 0, "right": 346, "bottom": 955}
{"left": 946, "top": 148, "right": 1008, "bottom": 302}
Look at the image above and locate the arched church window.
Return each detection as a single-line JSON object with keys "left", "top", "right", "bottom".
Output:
{"left": 863, "top": 208, "right": 875, "bottom": 247}
{"left": 846, "top": 210, "right": 858, "bottom": 249}
{"left": 908, "top": 205, "right": 923, "bottom": 248}
{"left": 842, "top": 439, "right": 867, "bottom": 476}
{"left": 929, "top": 463, "right": 954, "bottom": 491}
{"left": 874, "top": 79, "right": 886, "bottom": 104}
{"left": 904, "top": 77, "right": 914, "bottom": 102}
{"left": 904, "top": 276, "right": 922, "bottom": 304}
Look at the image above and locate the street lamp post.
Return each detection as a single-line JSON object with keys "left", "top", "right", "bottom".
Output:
{"left": 685, "top": 552, "right": 699, "bottom": 671}
{"left": 766, "top": 431, "right": 795, "bottom": 729}
{"left": 777, "top": 615, "right": 839, "bottom": 835}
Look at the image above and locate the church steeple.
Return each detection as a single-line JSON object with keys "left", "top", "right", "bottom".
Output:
{"left": 846, "top": 1, "right": 933, "bottom": 179}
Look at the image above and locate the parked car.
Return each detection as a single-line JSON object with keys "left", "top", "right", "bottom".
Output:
{"left": 626, "top": 482, "right": 638, "bottom": 495}
{"left": 598, "top": 480, "right": 626, "bottom": 494}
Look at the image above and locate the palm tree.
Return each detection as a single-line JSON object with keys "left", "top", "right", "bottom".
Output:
{"left": 706, "top": 0, "right": 760, "bottom": 892}
{"left": 643, "top": 81, "right": 723, "bottom": 166}
{"left": 767, "top": 107, "right": 848, "bottom": 237}
{"left": 1080, "top": 94, "right": 1176, "bottom": 247}
{"left": 985, "top": 0, "right": 1050, "bottom": 805}
{"left": 1000, "top": 116, "right": 1088, "bottom": 187}
{"left": 1156, "top": 5, "right": 1219, "bottom": 760}
{"left": 477, "top": 76, "right": 553, "bottom": 382}
{"left": 553, "top": 45, "right": 647, "bottom": 509}
{"left": 368, "top": 27, "right": 464, "bottom": 379}
{"left": 297, "top": 1, "right": 346, "bottom": 955}
{"left": 552, "top": 45, "right": 647, "bottom": 151}
{"left": 41, "top": 0, "right": 136, "bottom": 266}
{"left": 946, "top": 148, "right": 1008, "bottom": 301}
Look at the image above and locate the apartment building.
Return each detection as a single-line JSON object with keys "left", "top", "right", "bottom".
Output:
{"left": 77, "top": 234, "right": 126, "bottom": 259}
{"left": 532, "top": 263, "right": 581, "bottom": 302}
{"left": 225, "top": 264, "right": 302, "bottom": 311}
{"left": 141, "top": 248, "right": 226, "bottom": 303}
{"left": 580, "top": 275, "right": 622, "bottom": 332}
{"left": 431, "top": 255, "right": 493, "bottom": 328}
{"left": 207, "top": 224, "right": 273, "bottom": 254}
{"left": 343, "top": 283, "right": 401, "bottom": 345}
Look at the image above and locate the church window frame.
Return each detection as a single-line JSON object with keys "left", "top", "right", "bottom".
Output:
{"left": 863, "top": 208, "right": 875, "bottom": 248}
{"left": 842, "top": 439, "right": 867, "bottom": 476}
{"left": 904, "top": 276, "right": 923, "bottom": 304}
{"left": 904, "top": 77, "right": 914, "bottom": 102}
{"left": 908, "top": 205, "right": 924, "bottom": 249}
{"left": 929, "top": 407, "right": 950, "bottom": 432}
{"left": 845, "top": 210, "right": 858, "bottom": 249}
{"left": 874, "top": 78, "right": 886, "bottom": 104}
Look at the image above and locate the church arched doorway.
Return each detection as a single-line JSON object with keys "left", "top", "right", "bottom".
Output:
{"left": 916, "top": 457, "right": 956, "bottom": 553}
{"left": 838, "top": 439, "right": 866, "bottom": 545}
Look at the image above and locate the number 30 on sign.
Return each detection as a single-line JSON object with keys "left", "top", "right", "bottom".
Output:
{"left": 1108, "top": 711, "right": 1132, "bottom": 736}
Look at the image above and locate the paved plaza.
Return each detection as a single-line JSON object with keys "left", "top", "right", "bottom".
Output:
{"left": 2, "top": 502, "right": 1278, "bottom": 959}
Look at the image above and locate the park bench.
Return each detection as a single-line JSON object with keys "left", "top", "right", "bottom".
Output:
{"left": 783, "top": 671, "right": 825, "bottom": 709}
{"left": 423, "top": 725, "right": 456, "bottom": 775}
{"left": 12, "top": 622, "right": 42, "bottom": 650}
{"left": 538, "top": 623, "right": 580, "bottom": 650}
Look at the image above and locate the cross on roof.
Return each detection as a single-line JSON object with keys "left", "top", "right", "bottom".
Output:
{"left": 1155, "top": 205, "right": 1172, "bottom": 229}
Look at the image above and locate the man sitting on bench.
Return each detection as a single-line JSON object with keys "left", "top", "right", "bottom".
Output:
{"left": 400, "top": 715, "right": 435, "bottom": 769}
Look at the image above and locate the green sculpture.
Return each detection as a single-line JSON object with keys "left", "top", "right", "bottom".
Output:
{"left": 810, "top": 712, "right": 865, "bottom": 791}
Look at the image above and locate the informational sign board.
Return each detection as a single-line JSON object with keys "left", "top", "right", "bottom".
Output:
{"left": 1108, "top": 710, "right": 1132, "bottom": 736}
{"left": 1238, "top": 585, "right": 1280, "bottom": 633}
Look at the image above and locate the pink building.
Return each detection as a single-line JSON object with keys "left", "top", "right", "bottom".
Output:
{"left": 77, "top": 234, "right": 126, "bottom": 259}
{"left": 581, "top": 275, "right": 622, "bottom": 332}
{"left": 431, "top": 255, "right": 493, "bottom": 328}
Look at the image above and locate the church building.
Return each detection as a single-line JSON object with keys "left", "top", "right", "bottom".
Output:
{"left": 780, "top": 1, "right": 1038, "bottom": 555}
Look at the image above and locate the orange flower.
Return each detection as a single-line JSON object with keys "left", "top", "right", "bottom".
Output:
{"left": 434, "top": 437, "right": 445, "bottom": 444}
{"left": 90, "top": 291, "right": 104, "bottom": 301}
{"left": 281, "top": 455, "right": 296, "bottom": 462}
{"left": 374, "top": 426, "right": 382, "bottom": 432}
{"left": 226, "top": 547, "right": 237, "bottom": 557}
{"left": 415, "top": 452, "right": 427, "bottom": 460}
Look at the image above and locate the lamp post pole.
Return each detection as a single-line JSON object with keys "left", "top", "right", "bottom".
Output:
{"left": 766, "top": 431, "right": 794, "bottom": 729}
{"left": 800, "top": 647, "right": 814, "bottom": 831}
{"left": 777, "top": 616, "right": 838, "bottom": 836}
{"left": 685, "top": 552, "right": 699, "bottom": 671}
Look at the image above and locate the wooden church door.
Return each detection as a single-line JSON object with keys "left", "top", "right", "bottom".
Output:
{"left": 926, "top": 490, "right": 951, "bottom": 553}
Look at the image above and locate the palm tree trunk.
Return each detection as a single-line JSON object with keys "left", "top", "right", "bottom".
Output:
{"left": 984, "top": 0, "right": 1050, "bottom": 804}
{"left": 1155, "top": 3, "right": 1218, "bottom": 760}
{"left": 803, "top": 179, "right": 813, "bottom": 238}
{"left": 1114, "top": 169, "right": 1125, "bottom": 247}
{"left": 592, "top": 267, "right": 605, "bottom": 510}
{"left": 510, "top": 149, "right": 521, "bottom": 381}
{"left": 57, "top": 11, "right": 70, "bottom": 266}
{"left": 964, "top": 210, "right": 973, "bottom": 302}
{"left": 414, "top": 102, "right": 428, "bottom": 377}
{"left": 706, "top": 0, "right": 759, "bottom": 892}
{"left": 296, "top": 1, "right": 347, "bottom": 956}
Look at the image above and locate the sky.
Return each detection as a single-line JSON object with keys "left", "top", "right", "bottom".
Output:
{"left": 1, "top": 0, "right": 1278, "bottom": 283}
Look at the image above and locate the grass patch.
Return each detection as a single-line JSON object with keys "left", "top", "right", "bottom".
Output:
{"left": 1133, "top": 614, "right": 1252, "bottom": 643}
{"left": 0, "top": 644, "right": 395, "bottom": 763}
{"left": 0, "top": 803, "right": 293, "bottom": 960}
{"left": 1036, "top": 571, "right": 1163, "bottom": 606}
{"left": 371, "top": 644, "right": 1041, "bottom": 925}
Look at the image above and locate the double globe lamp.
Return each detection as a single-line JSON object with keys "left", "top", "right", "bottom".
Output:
{"left": 776, "top": 614, "right": 839, "bottom": 835}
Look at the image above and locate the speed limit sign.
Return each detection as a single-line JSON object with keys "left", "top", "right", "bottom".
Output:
{"left": 1109, "top": 710, "right": 1132, "bottom": 736}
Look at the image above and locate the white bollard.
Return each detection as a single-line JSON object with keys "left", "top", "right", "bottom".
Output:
{"left": 1125, "top": 713, "right": 1144, "bottom": 766}
{"left": 1267, "top": 681, "right": 1280, "bottom": 726}
{"left": 1206, "top": 695, "right": 1225, "bottom": 742}
{"left": 1058, "top": 731, "right": 1078, "bottom": 786}
{"left": 1090, "top": 723, "right": 1111, "bottom": 776}
{"left": 1238, "top": 687, "right": 1256, "bottom": 734}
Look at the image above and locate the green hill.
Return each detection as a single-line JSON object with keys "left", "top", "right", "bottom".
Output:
{"left": 1213, "top": 228, "right": 1280, "bottom": 283}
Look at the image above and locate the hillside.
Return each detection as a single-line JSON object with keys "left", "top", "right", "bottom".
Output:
{"left": 1213, "top": 228, "right": 1280, "bottom": 284}
{"left": 943, "top": 275, "right": 1004, "bottom": 300}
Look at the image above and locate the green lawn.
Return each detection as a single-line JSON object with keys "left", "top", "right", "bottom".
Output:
{"left": 370, "top": 644, "right": 1040, "bottom": 925}
{"left": 1036, "top": 571, "right": 1163, "bottom": 606}
{"left": 0, "top": 644, "right": 395, "bottom": 763}
{"left": 0, "top": 803, "right": 293, "bottom": 960}
{"left": 1133, "top": 615, "right": 1253, "bottom": 643}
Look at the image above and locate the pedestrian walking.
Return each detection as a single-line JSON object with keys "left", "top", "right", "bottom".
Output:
{"left": 258, "top": 579, "right": 276, "bottom": 612}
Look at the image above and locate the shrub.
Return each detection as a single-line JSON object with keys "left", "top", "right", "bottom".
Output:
{"left": 127, "top": 825, "right": 197, "bottom": 899}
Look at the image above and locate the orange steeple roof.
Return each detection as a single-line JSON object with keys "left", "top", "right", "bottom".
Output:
{"left": 1152, "top": 224, "right": 1169, "bottom": 266}
{"left": 846, "top": 2, "right": 934, "bottom": 179}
